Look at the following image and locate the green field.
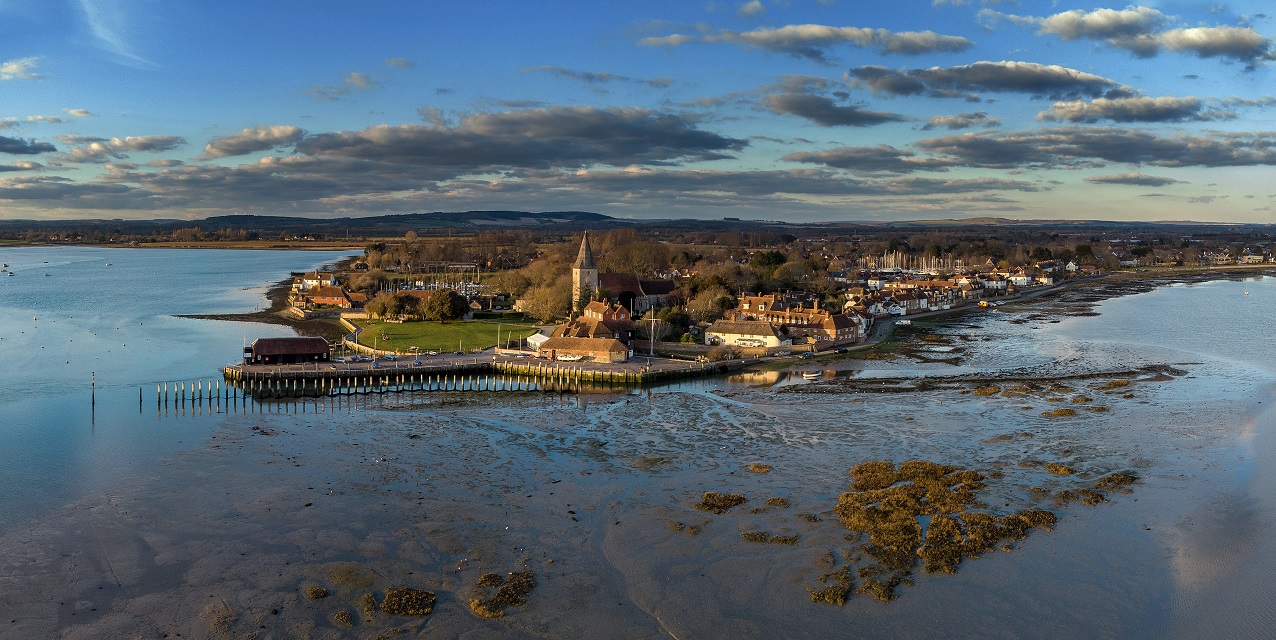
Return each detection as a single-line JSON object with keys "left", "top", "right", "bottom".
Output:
{"left": 351, "top": 319, "right": 541, "bottom": 353}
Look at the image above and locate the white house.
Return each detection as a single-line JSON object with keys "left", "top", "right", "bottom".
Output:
{"left": 705, "top": 320, "right": 789, "bottom": 348}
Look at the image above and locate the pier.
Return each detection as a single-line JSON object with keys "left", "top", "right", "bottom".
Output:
{"left": 216, "top": 356, "right": 757, "bottom": 398}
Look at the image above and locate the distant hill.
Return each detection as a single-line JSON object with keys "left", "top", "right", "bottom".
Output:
{"left": 199, "top": 211, "right": 628, "bottom": 233}
{"left": 0, "top": 210, "right": 1271, "bottom": 239}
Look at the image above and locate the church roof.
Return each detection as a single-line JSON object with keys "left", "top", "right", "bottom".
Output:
{"left": 574, "top": 231, "right": 597, "bottom": 270}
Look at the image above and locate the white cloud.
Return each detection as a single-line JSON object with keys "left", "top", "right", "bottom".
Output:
{"left": 76, "top": 0, "right": 156, "bottom": 67}
{"left": 707, "top": 24, "right": 973, "bottom": 60}
{"left": 984, "top": 6, "right": 1273, "bottom": 66}
{"left": 638, "top": 33, "right": 695, "bottom": 47}
{"left": 203, "top": 125, "right": 305, "bottom": 158}
{"left": 344, "top": 72, "right": 376, "bottom": 90}
{"left": 0, "top": 57, "right": 40, "bottom": 80}
{"left": 26, "top": 115, "right": 63, "bottom": 124}
{"left": 922, "top": 111, "right": 1002, "bottom": 130}
{"left": 640, "top": 24, "right": 972, "bottom": 60}
{"left": 1036, "top": 96, "right": 1229, "bottom": 123}
{"left": 63, "top": 108, "right": 97, "bottom": 118}
{"left": 57, "top": 134, "right": 185, "bottom": 162}
{"left": 306, "top": 71, "right": 380, "bottom": 101}
{"left": 738, "top": 0, "right": 765, "bottom": 18}
{"left": 385, "top": 57, "right": 415, "bottom": 69}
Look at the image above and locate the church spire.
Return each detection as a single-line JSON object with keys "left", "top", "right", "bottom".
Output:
{"left": 575, "top": 231, "right": 597, "bottom": 270}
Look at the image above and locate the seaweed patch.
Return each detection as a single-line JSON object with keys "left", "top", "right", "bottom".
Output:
{"left": 694, "top": 492, "right": 748, "bottom": 514}
{"left": 833, "top": 460, "right": 1056, "bottom": 601}
{"left": 468, "top": 572, "right": 537, "bottom": 619}
{"left": 381, "top": 587, "right": 436, "bottom": 616}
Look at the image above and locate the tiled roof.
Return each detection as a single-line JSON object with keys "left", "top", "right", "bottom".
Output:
{"left": 251, "top": 336, "right": 330, "bottom": 355}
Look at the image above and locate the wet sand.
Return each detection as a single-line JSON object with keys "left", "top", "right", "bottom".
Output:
{"left": 1, "top": 360, "right": 1269, "bottom": 638}
{"left": 3, "top": 275, "right": 1275, "bottom": 638}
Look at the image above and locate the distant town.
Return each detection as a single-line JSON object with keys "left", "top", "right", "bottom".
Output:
{"left": 250, "top": 218, "right": 1276, "bottom": 366}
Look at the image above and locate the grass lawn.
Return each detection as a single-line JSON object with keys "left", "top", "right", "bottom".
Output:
{"left": 351, "top": 319, "right": 541, "bottom": 353}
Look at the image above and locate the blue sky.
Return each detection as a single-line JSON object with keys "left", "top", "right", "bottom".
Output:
{"left": 1, "top": 0, "right": 1274, "bottom": 222}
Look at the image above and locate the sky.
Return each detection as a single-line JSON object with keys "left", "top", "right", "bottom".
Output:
{"left": 1, "top": 0, "right": 1275, "bottom": 223}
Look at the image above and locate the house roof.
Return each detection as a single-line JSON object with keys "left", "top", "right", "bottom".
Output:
{"left": 251, "top": 336, "right": 330, "bottom": 355}
{"left": 554, "top": 316, "right": 633, "bottom": 339}
{"left": 706, "top": 320, "right": 780, "bottom": 337}
{"left": 599, "top": 272, "right": 643, "bottom": 296}
{"left": 638, "top": 279, "right": 676, "bottom": 295}
{"left": 540, "top": 336, "right": 628, "bottom": 353}
{"left": 307, "top": 286, "right": 347, "bottom": 299}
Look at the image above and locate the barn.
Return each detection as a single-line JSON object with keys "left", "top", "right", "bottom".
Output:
{"left": 244, "top": 336, "right": 331, "bottom": 365}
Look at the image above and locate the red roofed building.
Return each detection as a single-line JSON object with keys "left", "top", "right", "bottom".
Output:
{"left": 553, "top": 301, "right": 635, "bottom": 345}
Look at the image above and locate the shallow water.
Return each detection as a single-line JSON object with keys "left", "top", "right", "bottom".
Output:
{"left": 0, "top": 246, "right": 353, "bottom": 530}
{"left": 1, "top": 258, "right": 1274, "bottom": 638}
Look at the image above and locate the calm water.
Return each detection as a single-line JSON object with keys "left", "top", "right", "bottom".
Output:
{"left": 0, "top": 246, "right": 353, "bottom": 529}
{"left": 2, "top": 251, "right": 1275, "bottom": 637}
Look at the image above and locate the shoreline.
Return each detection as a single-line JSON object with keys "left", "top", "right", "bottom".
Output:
{"left": 188, "top": 261, "right": 1276, "bottom": 374}
{"left": 2, "top": 273, "right": 1273, "bottom": 637}
{"left": 178, "top": 255, "right": 361, "bottom": 342}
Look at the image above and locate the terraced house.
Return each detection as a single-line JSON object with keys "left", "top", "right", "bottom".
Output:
{"left": 720, "top": 293, "right": 865, "bottom": 346}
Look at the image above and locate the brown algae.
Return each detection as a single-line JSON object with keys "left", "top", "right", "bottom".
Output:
{"left": 748, "top": 463, "right": 773, "bottom": 473}
{"left": 1044, "top": 463, "right": 1076, "bottom": 476}
{"left": 468, "top": 572, "right": 537, "bottom": 619}
{"left": 808, "top": 566, "right": 854, "bottom": 606}
{"left": 835, "top": 460, "right": 1057, "bottom": 600}
{"left": 331, "top": 610, "right": 353, "bottom": 627}
{"left": 695, "top": 492, "right": 748, "bottom": 514}
{"left": 1042, "top": 408, "right": 1078, "bottom": 417}
{"left": 765, "top": 497, "right": 791, "bottom": 508}
{"left": 359, "top": 593, "right": 378, "bottom": 616}
{"left": 305, "top": 586, "right": 328, "bottom": 600}
{"left": 1096, "top": 473, "right": 1139, "bottom": 490}
{"left": 1075, "top": 489, "right": 1108, "bottom": 506}
{"left": 740, "top": 531, "right": 799, "bottom": 545}
{"left": 381, "top": 587, "right": 436, "bottom": 616}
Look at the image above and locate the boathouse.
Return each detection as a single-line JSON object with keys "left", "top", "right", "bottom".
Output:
{"left": 244, "top": 336, "right": 331, "bottom": 365}
{"left": 538, "top": 337, "right": 630, "bottom": 363}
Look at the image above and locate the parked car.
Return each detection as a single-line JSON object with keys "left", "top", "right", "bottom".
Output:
{"left": 383, "top": 354, "right": 396, "bottom": 361}
{"left": 797, "top": 352, "right": 815, "bottom": 359}
{"left": 412, "top": 359, "right": 423, "bottom": 366}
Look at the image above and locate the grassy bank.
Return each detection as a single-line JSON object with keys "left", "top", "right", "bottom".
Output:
{"left": 351, "top": 319, "right": 540, "bottom": 353}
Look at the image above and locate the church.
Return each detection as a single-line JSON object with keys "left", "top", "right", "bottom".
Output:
{"left": 571, "top": 231, "right": 674, "bottom": 316}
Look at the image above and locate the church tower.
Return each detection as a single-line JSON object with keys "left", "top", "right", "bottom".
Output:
{"left": 572, "top": 231, "right": 599, "bottom": 313}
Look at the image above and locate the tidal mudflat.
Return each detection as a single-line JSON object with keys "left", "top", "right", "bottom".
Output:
{"left": 2, "top": 275, "right": 1275, "bottom": 639}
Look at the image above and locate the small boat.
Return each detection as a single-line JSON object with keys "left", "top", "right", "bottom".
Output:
{"left": 104, "top": 262, "right": 112, "bottom": 267}
{"left": 802, "top": 371, "right": 821, "bottom": 380}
